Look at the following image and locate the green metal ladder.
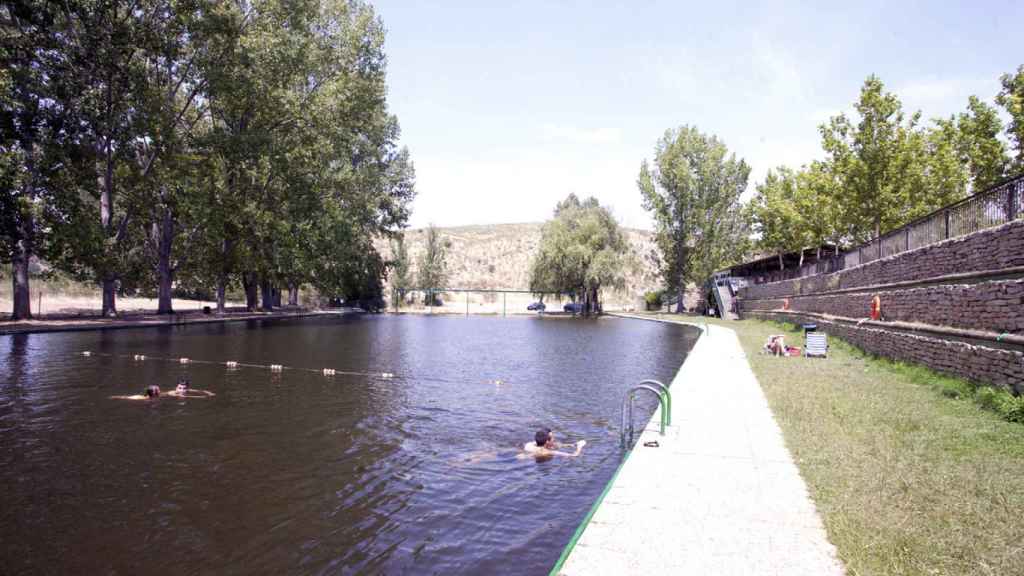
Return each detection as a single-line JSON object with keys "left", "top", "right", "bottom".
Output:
{"left": 619, "top": 379, "right": 672, "bottom": 448}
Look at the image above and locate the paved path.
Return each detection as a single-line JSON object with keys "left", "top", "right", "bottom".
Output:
{"left": 558, "top": 318, "right": 845, "bottom": 575}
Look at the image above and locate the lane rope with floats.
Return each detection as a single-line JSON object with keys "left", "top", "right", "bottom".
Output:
{"left": 76, "top": 350, "right": 505, "bottom": 386}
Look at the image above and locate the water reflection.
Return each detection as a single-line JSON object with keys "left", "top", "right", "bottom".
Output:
{"left": 0, "top": 315, "right": 697, "bottom": 575}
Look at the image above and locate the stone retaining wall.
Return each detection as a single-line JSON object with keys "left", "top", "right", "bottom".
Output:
{"left": 736, "top": 218, "right": 1024, "bottom": 392}
{"left": 741, "top": 279, "right": 1024, "bottom": 334}
{"left": 747, "top": 311, "right": 1024, "bottom": 395}
{"left": 741, "top": 219, "right": 1024, "bottom": 300}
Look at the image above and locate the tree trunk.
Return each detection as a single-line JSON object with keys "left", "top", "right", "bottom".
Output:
{"left": 288, "top": 285, "right": 298, "bottom": 306}
{"left": 260, "top": 278, "right": 274, "bottom": 312}
{"left": 216, "top": 281, "right": 227, "bottom": 314}
{"left": 676, "top": 283, "right": 685, "bottom": 314}
{"left": 217, "top": 237, "right": 234, "bottom": 314}
{"left": 11, "top": 215, "right": 33, "bottom": 320}
{"left": 155, "top": 208, "right": 175, "bottom": 315}
{"left": 99, "top": 135, "right": 117, "bottom": 317}
{"left": 101, "top": 277, "right": 117, "bottom": 317}
{"left": 798, "top": 248, "right": 805, "bottom": 269}
{"left": 778, "top": 251, "right": 784, "bottom": 271}
{"left": 242, "top": 272, "right": 258, "bottom": 311}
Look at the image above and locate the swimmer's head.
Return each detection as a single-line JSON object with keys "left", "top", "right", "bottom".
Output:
{"left": 535, "top": 428, "right": 552, "bottom": 448}
{"left": 176, "top": 378, "right": 190, "bottom": 393}
{"left": 146, "top": 385, "right": 161, "bottom": 398}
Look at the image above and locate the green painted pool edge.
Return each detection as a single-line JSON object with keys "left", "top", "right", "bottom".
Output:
{"left": 548, "top": 449, "right": 633, "bottom": 576}
{"left": 548, "top": 313, "right": 701, "bottom": 574}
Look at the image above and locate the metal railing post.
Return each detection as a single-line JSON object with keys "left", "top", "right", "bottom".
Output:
{"left": 1010, "top": 183, "right": 1018, "bottom": 221}
{"left": 620, "top": 384, "right": 668, "bottom": 448}
{"left": 638, "top": 379, "right": 672, "bottom": 426}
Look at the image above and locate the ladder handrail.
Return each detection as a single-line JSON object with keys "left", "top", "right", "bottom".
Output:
{"left": 620, "top": 384, "right": 667, "bottom": 448}
{"left": 637, "top": 379, "right": 671, "bottom": 426}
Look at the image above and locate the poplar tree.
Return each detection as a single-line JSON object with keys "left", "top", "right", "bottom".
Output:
{"left": 638, "top": 126, "right": 749, "bottom": 312}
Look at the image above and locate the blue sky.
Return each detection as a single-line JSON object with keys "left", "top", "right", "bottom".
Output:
{"left": 373, "top": 0, "right": 1023, "bottom": 230}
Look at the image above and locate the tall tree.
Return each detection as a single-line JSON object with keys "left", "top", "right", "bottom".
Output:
{"left": 820, "top": 76, "right": 926, "bottom": 242}
{"left": 796, "top": 161, "right": 842, "bottom": 259}
{"left": 954, "top": 96, "right": 1009, "bottom": 191}
{"left": 638, "top": 126, "right": 750, "bottom": 313}
{"left": 996, "top": 65, "right": 1024, "bottom": 171}
{"left": 416, "top": 225, "right": 449, "bottom": 305}
{"left": 528, "top": 194, "right": 628, "bottom": 314}
{"left": 750, "top": 167, "right": 807, "bottom": 270}
{"left": 389, "top": 234, "right": 412, "bottom": 308}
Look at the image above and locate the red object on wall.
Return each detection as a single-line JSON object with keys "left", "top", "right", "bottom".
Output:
{"left": 870, "top": 295, "right": 881, "bottom": 320}
{"left": 783, "top": 298, "right": 790, "bottom": 310}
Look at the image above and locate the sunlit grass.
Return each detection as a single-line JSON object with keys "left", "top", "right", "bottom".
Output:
{"left": 628, "top": 313, "right": 1024, "bottom": 575}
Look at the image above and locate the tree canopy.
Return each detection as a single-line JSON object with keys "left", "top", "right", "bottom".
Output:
{"left": 638, "top": 126, "right": 750, "bottom": 312}
{"left": 749, "top": 71, "right": 1022, "bottom": 265}
{"left": 528, "top": 194, "right": 628, "bottom": 314}
{"left": 0, "top": 0, "right": 415, "bottom": 318}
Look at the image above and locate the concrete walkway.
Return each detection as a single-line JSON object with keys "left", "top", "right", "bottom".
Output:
{"left": 558, "top": 318, "right": 845, "bottom": 575}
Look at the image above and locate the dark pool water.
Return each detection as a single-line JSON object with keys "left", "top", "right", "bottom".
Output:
{"left": 0, "top": 314, "right": 699, "bottom": 575}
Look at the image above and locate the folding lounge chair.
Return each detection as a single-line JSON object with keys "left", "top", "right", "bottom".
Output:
{"left": 804, "top": 332, "right": 828, "bottom": 358}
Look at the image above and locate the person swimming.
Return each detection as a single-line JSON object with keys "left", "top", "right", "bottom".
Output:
{"left": 111, "top": 379, "right": 214, "bottom": 401}
{"left": 453, "top": 429, "right": 588, "bottom": 466}
{"left": 520, "top": 428, "right": 586, "bottom": 459}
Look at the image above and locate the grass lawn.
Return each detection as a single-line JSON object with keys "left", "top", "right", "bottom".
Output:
{"left": 634, "top": 313, "right": 1024, "bottom": 575}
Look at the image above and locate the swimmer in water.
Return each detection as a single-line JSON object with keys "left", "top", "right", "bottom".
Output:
{"left": 165, "top": 378, "right": 215, "bottom": 398}
{"left": 519, "top": 428, "right": 586, "bottom": 459}
{"left": 111, "top": 380, "right": 214, "bottom": 401}
{"left": 111, "top": 385, "right": 162, "bottom": 401}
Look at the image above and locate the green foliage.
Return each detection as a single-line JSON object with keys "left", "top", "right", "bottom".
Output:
{"left": 528, "top": 194, "right": 628, "bottom": 313}
{"left": 819, "top": 76, "right": 951, "bottom": 242}
{"left": 996, "top": 64, "right": 1024, "bottom": 170}
{"left": 643, "top": 290, "right": 664, "bottom": 306}
{"left": 750, "top": 167, "right": 808, "bottom": 267}
{"left": 751, "top": 71, "right": 1021, "bottom": 256}
{"left": 954, "top": 96, "right": 1009, "bottom": 190}
{"left": 416, "top": 225, "right": 449, "bottom": 304}
{"left": 638, "top": 126, "right": 750, "bottom": 307}
{"left": 388, "top": 234, "right": 412, "bottom": 308}
{"left": 0, "top": 0, "right": 415, "bottom": 314}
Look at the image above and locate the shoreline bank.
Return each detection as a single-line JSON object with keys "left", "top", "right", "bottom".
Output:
{"left": 0, "top": 308, "right": 340, "bottom": 336}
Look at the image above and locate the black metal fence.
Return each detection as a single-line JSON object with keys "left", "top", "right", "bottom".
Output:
{"left": 797, "top": 174, "right": 1023, "bottom": 277}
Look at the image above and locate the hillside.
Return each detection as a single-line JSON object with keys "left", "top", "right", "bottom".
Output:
{"left": 379, "top": 223, "right": 665, "bottom": 308}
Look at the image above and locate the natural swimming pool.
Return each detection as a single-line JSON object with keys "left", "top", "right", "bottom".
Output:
{"left": 0, "top": 314, "right": 699, "bottom": 575}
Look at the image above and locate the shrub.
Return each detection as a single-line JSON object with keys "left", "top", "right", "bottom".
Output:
{"left": 644, "top": 290, "right": 663, "bottom": 306}
{"left": 997, "top": 394, "right": 1024, "bottom": 423}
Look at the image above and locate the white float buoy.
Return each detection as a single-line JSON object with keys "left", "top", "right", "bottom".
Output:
{"left": 270, "top": 364, "right": 283, "bottom": 372}
{"left": 179, "top": 358, "right": 190, "bottom": 364}
{"left": 133, "top": 354, "right": 146, "bottom": 361}
{"left": 81, "top": 351, "right": 92, "bottom": 356}
{"left": 381, "top": 372, "right": 394, "bottom": 379}
{"left": 323, "top": 368, "right": 336, "bottom": 376}
{"left": 225, "top": 361, "right": 238, "bottom": 368}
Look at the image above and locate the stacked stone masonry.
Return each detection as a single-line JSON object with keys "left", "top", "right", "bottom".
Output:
{"left": 742, "top": 279, "right": 1024, "bottom": 335}
{"left": 736, "top": 219, "right": 1024, "bottom": 392}
{"left": 741, "top": 219, "right": 1024, "bottom": 301}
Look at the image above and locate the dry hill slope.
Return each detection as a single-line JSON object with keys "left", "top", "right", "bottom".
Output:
{"left": 379, "top": 223, "right": 664, "bottom": 308}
